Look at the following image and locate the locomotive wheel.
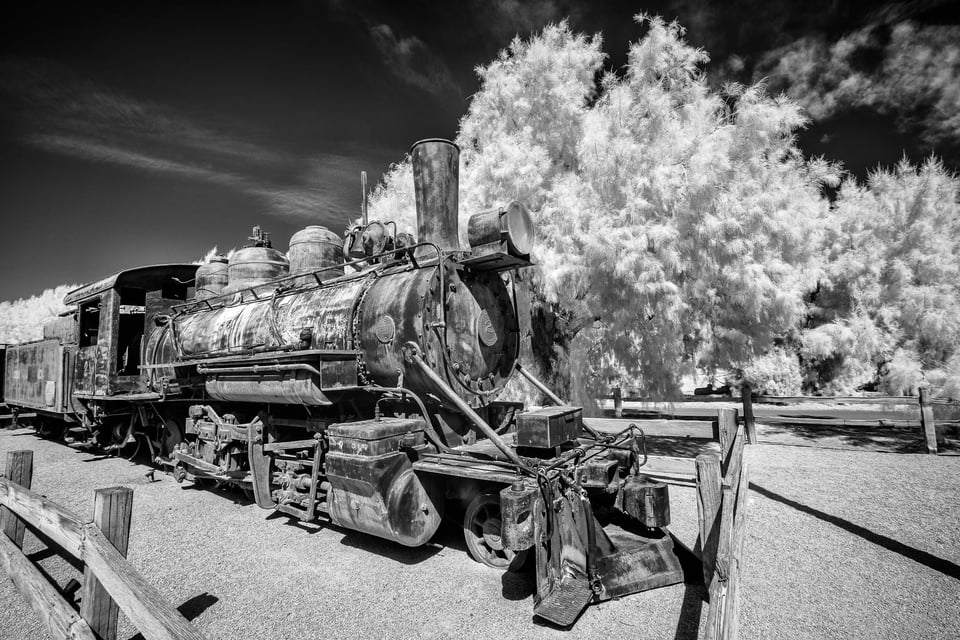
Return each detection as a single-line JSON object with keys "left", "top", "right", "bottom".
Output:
{"left": 463, "top": 491, "right": 515, "bottom": 569}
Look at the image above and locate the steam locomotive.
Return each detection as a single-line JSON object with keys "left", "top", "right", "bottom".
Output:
{"left": 1, "top": 139, "right": 686, "bottom": 626}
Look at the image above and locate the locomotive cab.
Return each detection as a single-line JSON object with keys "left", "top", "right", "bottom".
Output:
{"left": 65, "top": 264, "right": 198, "bottom": 399}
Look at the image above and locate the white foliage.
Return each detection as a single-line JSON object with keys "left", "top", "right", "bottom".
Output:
{"left": 0, "top": 285, "right": 77, "bottom": 344}
{"left": 370, "top": 17, "right": 835, "bottom": 398}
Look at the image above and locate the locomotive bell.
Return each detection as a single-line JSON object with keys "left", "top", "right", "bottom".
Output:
{"left": 411, "top": 138, "right": 460, "bottom": 254}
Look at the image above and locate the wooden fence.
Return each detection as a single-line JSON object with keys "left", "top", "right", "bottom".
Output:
{"left": 589, "top": 407, "right": 751, "bottom": 639}
{"left": 696, "top": 413, "right": 750, "bottom": 640}
{"left": 0, "top": 449, "right": 208, "bottom": 640}
{"left": 607, "top": 384, "right": 958, "bottom": 454}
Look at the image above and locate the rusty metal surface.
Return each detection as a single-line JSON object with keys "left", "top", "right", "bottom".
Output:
{"left": 200, "top": 361, "right": 357, "bottom": 405}
{"left": 63, "top": 264, "right": 197, "bottom": 305}
{"left": 41, "top": 315, "right": 77, "bottom": 343}
{"left": 195, "top": 257, "right": 228, "bottom": 300}
{"left": 411, "top": 139, "right": 460, "bottom": 252}
{"left": 326, "top": 417, "right": 443, "bottom": 546}
{"left": 516, "top": 405, "right": 582, "bottom": 448}
{"left": 356, "top": 261, "right": 518, "bottom": 406}
{"left": 173, "top": 275, "right": 371, "bottom": 357}
{"left": 3, "top": 339, "right": 67, "bottom": 413}
{"left": 223, "top": 246, "right": 289, "bottom": 294}
{"left": 288, "top": 226, "right": 344, "bottom": 280}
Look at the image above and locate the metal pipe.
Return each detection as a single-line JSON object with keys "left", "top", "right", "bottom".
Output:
{"left": 514, "top": 362, "right": 606, "bottom": 440}
{"left": 515, "top": 362, "right": 564, "bottom": 405}
{"left": 361, "top": 385, "right": 455, "bottom": 454}
{"left": 361, "top": 170, "right": 368, "bottom": 226}
{"left": 404, "top": 343, "right": 531, "bottom": 472}
{"left": 411, "top": 139, "right": 460, "bottom": 253}
{"left": 197, "top": 363, "right": 322, "bottom": 376}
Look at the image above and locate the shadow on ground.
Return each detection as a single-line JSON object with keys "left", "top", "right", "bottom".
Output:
{"left": 125, "top": 592, "right": 219, "bottom": 640}
{"left": 751, "top": 482, "right": 960, "bottom": 580}
{"left": 760, "top": 423, "right": 959, "bottom": 455}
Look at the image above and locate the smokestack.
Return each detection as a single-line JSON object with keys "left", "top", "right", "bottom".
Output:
{"left": 411, "top": 138, "right": 460, "bottom": 254}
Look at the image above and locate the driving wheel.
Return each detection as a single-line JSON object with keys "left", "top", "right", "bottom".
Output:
{"left": 463, "top": 490, "right": 515, "bottom": 569}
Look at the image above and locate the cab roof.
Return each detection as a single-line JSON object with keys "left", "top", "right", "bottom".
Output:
{"left": 64, "top": 264, "right": 199, "bottom": 305}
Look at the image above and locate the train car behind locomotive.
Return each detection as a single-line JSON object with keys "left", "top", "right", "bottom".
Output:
{"left": 2, "top": 139, "right": 689, "bottom": 627}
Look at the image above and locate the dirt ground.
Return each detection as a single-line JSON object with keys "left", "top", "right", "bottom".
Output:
{"left": 1, "top": 422, "right": 958, "bottom": 640}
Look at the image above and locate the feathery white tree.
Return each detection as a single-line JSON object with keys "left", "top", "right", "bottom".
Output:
{"left": 369, "top": 17, "right": 834, "bottom": 404}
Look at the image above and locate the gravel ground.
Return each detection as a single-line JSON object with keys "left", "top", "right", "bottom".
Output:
{"left": 1, "top": 423, "right": 958, "bottom": 640}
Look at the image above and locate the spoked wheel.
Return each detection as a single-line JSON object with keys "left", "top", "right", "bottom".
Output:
{"left": 464, "top": 491, "right": 516, "bottom": 569}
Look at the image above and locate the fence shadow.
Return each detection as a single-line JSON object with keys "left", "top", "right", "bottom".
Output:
{"left": 750, "top": 482, "right": 960, "bottom": 580}
{"left": 760, "top": 423, "right": 957, "bottom": 454}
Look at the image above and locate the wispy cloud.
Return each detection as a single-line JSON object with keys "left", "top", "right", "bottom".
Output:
{"left": 369, "top": 24, "right": 462, "bottom": 98}
{"left": 0, "top": 58, "right": 388, "bottom": 222}
{"left": 757, "top": 21, "right": 960, "bottom": 149}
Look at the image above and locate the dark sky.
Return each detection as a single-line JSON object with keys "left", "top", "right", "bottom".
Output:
{"left": 1, "top": 1, "right": 957, "bottom": 301}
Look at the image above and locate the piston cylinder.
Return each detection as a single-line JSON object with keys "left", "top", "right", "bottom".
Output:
{"left": 411, "top": 138, "right": 460, "bottom": 255}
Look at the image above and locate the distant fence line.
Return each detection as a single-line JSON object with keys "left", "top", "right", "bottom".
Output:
{"left": 606, "top": 385, "right": 955, "bottom": 454}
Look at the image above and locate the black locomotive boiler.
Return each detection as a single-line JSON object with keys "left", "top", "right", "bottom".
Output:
{"left": 1, "top": 139, "right": 687, "bottom": 626}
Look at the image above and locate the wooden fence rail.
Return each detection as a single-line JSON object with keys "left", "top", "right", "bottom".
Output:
{"left": 584, "top": 406, "right": 749, "bottom": 487}
{"left": 606, "top": 385, "right": 955, "bottom": 454}
{"left": 0, "top": 449, "right": 208, "bottom": 640}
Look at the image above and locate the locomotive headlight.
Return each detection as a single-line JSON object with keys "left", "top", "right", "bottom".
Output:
{"left": 467, "top": 201, "right": 534, "bottom": 258}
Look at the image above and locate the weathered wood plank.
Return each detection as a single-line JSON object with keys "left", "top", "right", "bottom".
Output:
{"left": 759, "top": 416, "right": 922, "bottom": 428}
{"left": 722, "top": 425, "right": 745, "bottom": 494}
{"left": 717, "top": 409, "right": 738, "bottom": 470}
{"left": 81, "top": 525, "right": 209, "bottom": 640}
{"left": 754, "top": 394, "right": 916, "bottom": 405}
{"left": 642, "top": 455, "right": 697, "bottom": 479}
{"left": 0, "top": 532, "right": 97, "bottom": 640}
{"left": 722, "top": 462, "right": 751, "bottom": 640}
{"left": 0, "top": 477, "right": 84, "bottom": 558}
{"left": 80, "top": 487, "right": 133, "bottom": 640}
{"left": 919, "top": 388, "right": 944, "bottom": 454}
{"left": 741, "top": 384, "right": 756, "bottom": 444}
{"left": 2, "top": 450, "right": 34, "bottom": 548}
{"left": 584, "top": 417, "right": 716, "bottom": 439}
{"left": 696, "top": 454, "right": 721, "bottom": 589}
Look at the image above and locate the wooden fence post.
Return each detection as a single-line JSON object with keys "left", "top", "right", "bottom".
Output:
{"left": 918, "top": 388, "right": 944, "bottom": 454}
{"left": 2, "top": 450, "right": 33, "bottom": 548}
{"left": 612, "top": 386, "right": 623, "bottom": 418}
{"left": 696, "top": 453, "right": 722, "bottom": 589}
{"left": 717, "top": 408, "right": 739, "bottom": 473}
{"left": 80, "top": 487, "right": 134, "bottom": 640}
{"left": 741, "top": 384, "right": 756, "bottom": 444}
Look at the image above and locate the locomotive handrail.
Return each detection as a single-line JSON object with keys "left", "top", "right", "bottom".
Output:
{"left": 172, "top": 240, "right": 445, "bottom": 316}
